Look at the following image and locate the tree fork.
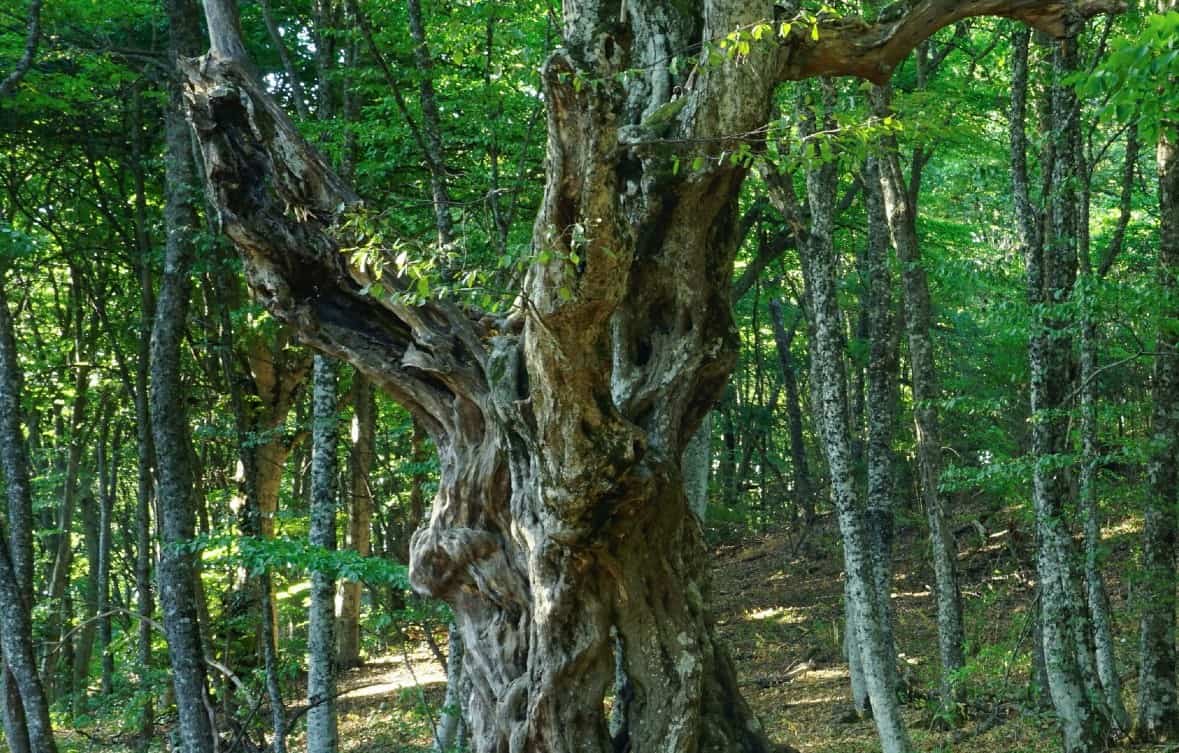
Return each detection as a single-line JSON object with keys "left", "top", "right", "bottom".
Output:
{"left": 184, "top": 2, "right": 1121, "bottom": 751}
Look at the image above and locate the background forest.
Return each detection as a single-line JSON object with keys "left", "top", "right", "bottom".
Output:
{"left": 0, "top": 0, "right": 1176, "bottom": 752}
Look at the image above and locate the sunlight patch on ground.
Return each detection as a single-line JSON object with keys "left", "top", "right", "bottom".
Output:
{"left": 787, "top": 692, "right": 846, "bottom": 707}
{"left": 745, "top": 605, "right": 806, "bottom": 624}
{"left": 339, "top": 654, "right": 447, "bottom": 701}
{"left": 802, "top": 668, "right": 849, "bottom": 681}
{"left": 1104, "top": 516, "right": 1143, "bottom": 538}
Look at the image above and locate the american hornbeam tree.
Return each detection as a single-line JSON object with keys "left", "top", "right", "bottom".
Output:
{"left": 180, "top": 1, "right": 1120, "bottom": 751}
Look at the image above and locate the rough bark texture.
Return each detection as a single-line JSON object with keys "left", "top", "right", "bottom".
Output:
{"left": 155, "top": 1, "right": 216, "bottom": 749}
{"left": 183, "top": 2, "right": 1120, "bottom": 751}
{"left": 0, "top": 279, "right": 57, "bottom": 753}
{"left": 1138, "top": 0, "right": 1179, "bottom": 735}
{"left": 862, "top": 157, "right": 900, "bottom": 705}
{"left": 871, "top": 86, "right": 965, "bottom": 709}
{"left": 683, "top": 415, "right": 712, "bottom": 521}
{"left": 308, "top": 355, "right": 340, "bottom": 753}
{"left": 1014, "top": 32, "right": 1112, "bottom": 753}
{"left": 794, "top": 85, "right": 910, "bottom": 753}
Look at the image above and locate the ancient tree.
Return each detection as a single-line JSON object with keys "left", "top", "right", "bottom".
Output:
{"left": 182, "top": 1, "right": 1117, "bottom": 751}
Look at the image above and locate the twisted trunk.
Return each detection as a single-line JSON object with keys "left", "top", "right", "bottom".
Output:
{"left": 184, "top": 2, "right": 1119, "bottom": 750}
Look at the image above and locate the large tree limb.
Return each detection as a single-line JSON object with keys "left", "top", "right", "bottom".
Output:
{"left": 180, "top": 55, "right": 490, "bottom": 441}
{"left": 778, "top": 0, "right": 1124, "bottom": 83}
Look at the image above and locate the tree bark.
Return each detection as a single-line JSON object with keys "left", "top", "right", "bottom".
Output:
{"left": 433, "top": 622, "right": 465, "bottom": 753}
{"left": 872, "top": 85, "right": 965, "bottom": 710}
{"left": 405, "top": 0, "right": 455, "bottom": 249}
{"left": 129, "top": 87, "right": 157, "bottom": 752}
{"left": 863, "top": 157, "right": 901, "bottom": 705}
{"left": 1014, "top": 30, "right": 1112, "bottom": 753}
{"left": 42, "top": 288, "right": 91, "bottom": 700}
{"left": 155, "top": 1, "right": 216, "bottom": 749}
{"left": 768, "top": 300, "right": 813, "bottom": 523}
{"left": 683, "top": 415, "right": 712, "bottom": 521}
{"left": 0, "top": 276, "right": 56, "bottom": 753}
{"left": 1076, "top": 111, "right": 1135, "bottom": 735}
{"left": 96, "top": 408, "right": 119, "bottom": 696}
{"left": 307, "top": 355, "right": 339, "bottom": 753}
{"left": 793, "top": 82, "right": 910, "bottom": 753}
{"left": 0, "top": 0, "right": 43, "bottom": 99}
{"left": 1138, "top": 0, "right": 1179, "bottom": 735}
{"left": 184, "top": 2, "right": 1121, "bottom": 750}
{"left": 338, "top": 370, "right": 374, "bottom": 669}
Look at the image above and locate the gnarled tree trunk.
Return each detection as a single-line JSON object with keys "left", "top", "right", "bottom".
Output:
{"left": 183, "top": 1, "right": 1120, "bottom": 751}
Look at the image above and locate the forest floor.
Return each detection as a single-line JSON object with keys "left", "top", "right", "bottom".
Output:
{"left": 56, "top": 502, "right": 1158, "bottom": 753}
{"left": 324, "top": 500, "right": 1159, "bottom": 753}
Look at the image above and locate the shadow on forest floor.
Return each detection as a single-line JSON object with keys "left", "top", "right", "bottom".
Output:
{"left": 55, "top": 503, "right": 1162, "bottom": 753}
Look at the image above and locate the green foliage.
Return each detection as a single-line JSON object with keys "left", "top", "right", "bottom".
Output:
{"left": 1080, "top": 11, "right": 1179, "bottom": 138}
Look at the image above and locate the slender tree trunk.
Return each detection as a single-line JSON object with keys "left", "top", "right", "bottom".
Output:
{"left": 0, "top": 278, "right": 56, "bottom": 753}
{"left": 1014, "top": 32, "right": 1112, "bottom": 753}
{"left": 74, "top": 490, "right": 102, "bottom": 705}
{"left": 43, "top": 300, "right": 91, "bottom": 699}
{"left": 683, "top": 415, "right": 712, "bottom": 521}
{"left": 1138, "top": 0, "right": 1179, "bottom": 734}
{"left": 863, "top": 157, "right": 901, "bottom": 703}
{"left": 155, "top": 2, "right": 215, "bottom": 748}
{"left": 768, "top": 300, "right": 813, "bottom": 522}
{"left": 96, "top": 413, "right": 119, "bottom": 696}
{"left": 338, "top": 370, "right": 374, "bottom": 669}
{"left": 433, "top": 622, "right": 464, "bottom": 753}
{"left": 794, "top": 82, "right": 910, "bottom": 753}
{"left": 307, "top": 355, "right": 339, "bottom": 753}
{"left": 1076, "top": 122, "right": 1132, "bottom": 734}
{"left": 130, "top": 87, "right": 157, "bottom": 752}
{"left": 872, "top": 85, "right": 965, "bottom": 710}
{"left": 405, "top": 0, "right": 455, "bottom": 249}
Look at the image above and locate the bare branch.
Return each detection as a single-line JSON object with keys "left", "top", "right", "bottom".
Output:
{"left": 0, "top": 0, "right": 43, "bottom": 99}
